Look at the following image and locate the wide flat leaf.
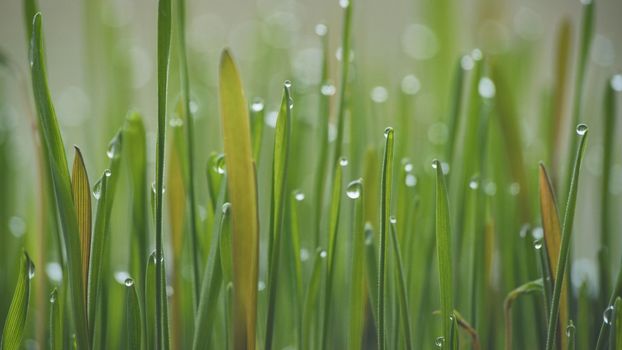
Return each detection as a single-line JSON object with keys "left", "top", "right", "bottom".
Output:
{"left": 219, "top": 49, "right": 259, "bottom": 350}
{"left": 1, "top": 252, "right": 34, "bottom": 350}
{"left": 29, "top": 13, "right": 88, "bottom": 349}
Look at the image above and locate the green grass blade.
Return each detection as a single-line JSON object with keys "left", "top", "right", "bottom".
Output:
{"left": 566, "top": 320, "right": 575, "bottom": 350}
{"left": 389, "top": 219, "right": 413, "bottom": 350}
{"left": 88, "top": 169, "right": 111, "bottom": 340}
{"left": 265, "top": 82, "right": 293, "bottom": 350}
{"left": 347, "top": 179, "right": 365, "bottom": 350}
{"left": 503, "top": 278, "right": 543, "bottom": 350}
{"left": 539, "top": 163, "right": 568, "bottom": 348}
{"left": 192, "top": 184, "right": 229, "bottom": 349}
{"left": 49, "top": 288, "right": 62, "bottom": 350}
{"left": 613, "top": 298, "right": 622, "bottom": 350}
{"left": 321, "top": 157, "right": 345, "bottom": 350}
{"left": 550, "top": 19, "right": 571, "bottom": 173}
{"left": 433, "top": 158, "right": 453, "bottom": 348}
{"left": 332, "top": 0, "right": 352, "bottom": 165}
{"left": 378, "top": 127, "right": 394, "bottom": 350}
{"left": 1, "top": 252, "right": 33, "bottom": 350}
{"left": 250, "top": 98, "right": 265, "bottom": 164}
{"left": 303, "top": 249, "right": 326, "bottom": 350}
{"left": 219, "top": 49, "right": 259, "bottom": 350}
{"left": 71, "top": 147, "right": 92, "bottom": 305}
{"left": 124, "top": 112, "right": 149, "bottom": 294}
{"left": 364, "top": 223, "right": 379, "bottom": 323}
{"left": 28, "top": 13, "right": 88, "bottom": 349}
{"left": 145, "top": 252, "right": 157, "bottom": 350}
{"left": 155, "top": 0, "right": 172, "bottom": 347}
{"left": 545, "top": 124, "right": 589, "bottom": 350}
{"left": 175, "top": 0, "right": 201, "bottom": 309}
{"left": 124, "top": 278, "right": 142, "bottom": 350}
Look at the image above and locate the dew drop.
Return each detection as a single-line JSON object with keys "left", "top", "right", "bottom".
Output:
{"left": 566, "top": 321, "right": 575, "bottom": 337}
{"left": 339, "top": 157, "right": 348, "bottom": 167}
{"left": 370, "top": 86, "right": 389, "bottom": 103}
{"left": 251, "top": 98, "right": 265, "bottom": 112}
{"left": 484, "top": 181, "right": 497, "bottom": 196}
{"left": 509, "top": 182, "right": 520, "bottom": 196}
{"left": 478, "top": 77, "right": 496, "bottom": 99}
{"left": 432, "top": 160, "right": 439, "bottom": 169}
{"left": 9, "top": 216, "right": 26, "bottom": 238}
{"left": 265, "top": 111, "right": 278, "bottom": 128}
{"left": 533, "top": 239, "right": 543, "bottom": 250}
{"left": 532, "top": 227, "right": 544, "bottom": 240}
{"left": 222, "top": 202, "right": 231, "bottom": 215}
{"left": 384, "top": 127, "right": 393, "bottom": 138}
{"left": 611, "top": 74, "right": 622, "bottom": 92}
{"left": 114, "top": 271, "right": 131, "bottom": 284}
{"left": 125, "top": 278, "right": 135, "bottom": 287}
{"left": 405, "top": 174, "right": 417, "bottom": 187}
{"left": 346, "top": 179, "right": 363, "bottom": 199}
{"left": 389, "top": 216, "right": 397, "bottom": 224}
{"left": 46, "top": 262, "right": 63, "bottom": 282}
{"left": 315, "top": 23, "right": 328, "bottom": 37}
{"left": 151, "top": 181, "right": 166, "bottom": 195}
{"left": 469, "top": 179, "right": 479, "bottom": 190}
{"left": 258, "top": 281, "right": 266, "bottom": 291}
{"left": 189, "top": 100, "right": 199, "bottom": 114}
{"left": 401, "top": 74, "right": 421, "bottom": 95}
{"left": 339, "top": 0, "right": 350, "bottom": 9}
{"left": 320, "top": 249, "right": 328, "bottom": 259}
{"left": 576, "top": 123, "right": 588, "bottom": 136}
{"left": 106, "top": 134, "right": 122, "bottom": 159}
{"left": 519, "top": 224, "right": 530, "bottom": 238}
{"left": 471, "top": 49, "right": 483, "bottom": 61}
{"left": 435, "top": 336, "right": 445, "bottom": 348}
{"left": 294, "top": 191, "right": 305, "bottom": 201}
{"left": 169, "top": 117, "right": 183, "bottom": 128}
{"left": 403, "top": 162, "right": 414, "bottom": 172}
{"left": 284, "top": 80, "right": 292, "bottom": 89}
{"left": 460, "top": 54, "right": 474, "bottom": 70}
{"left": 364, "top": 223, "right": 374, "bottom": 244}
{"left": 321, "top": 84, "right": 336, "bottom": 96}
{"left": 216, "top": 156, "right": 226, "bottom": 174}
{"left": 49, "top": 290, "right": 57, "bottom": 303}
{"left": 604, "top": 305, "right": 615, "bottom": 325}
{"left": 27, "top": 260, "right": 35, "bottom": 280}
{"left": 300, "top": 248, "right": 310, "bottom": 262}
{"left": 92, "top": 178, "right": 103, "bottom": 200}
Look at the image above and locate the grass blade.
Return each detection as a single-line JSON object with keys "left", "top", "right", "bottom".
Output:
{"left": 124, "top": 278, "right": 142, "bottom": 350}
{"left": 71, "top": 147, "right": 92, "bottom": 305}
{"left": 332, "top": 0, "right": 352, "bottom": 165}
{"left": 433, "top": 158, "right": 453, "bottom": 348}
{"left": 347, "top": 179, "right": 365, "bottom": 350}
{"left": 219, "top": 49, "right": 259, "bottom": 350}
{"left": 613, "top": 298, "right": 622, "bottom": 350}
{"left": 503, "top": 278, "right": 543, "bottom": 350}
{"left": 265, "top": 82, "right": 293, "bottom": 350}
{"left": 155, "top": 0, "right": 172, "bottom": 347}
{"left": 1, "top": 252, "right": 33, "bottom": 350}
{"left": 545, "top": 124, "right": 589, "bottom": 350}
{"left": 389, "top": 219, "right": 413, "bottom": 350}
{"left": 145, "top": 252, "right": 157, "bottom": 350}
{"left": 539, "top": 163, "right": 568, "bottom": 348}
{"left": 378, "top": 127, "right": 394, "bottom": 350}
{"left": 48, "top": 288, "right": 62, "bottom": 350}
{"left": 321, "top": 157, "right": 345, "bottom": 349}
{"left": 302, "top": 248, "right": 327, "bottom": 350}
{"left": 29, "top": 13, "right": 88, "bottom": 349}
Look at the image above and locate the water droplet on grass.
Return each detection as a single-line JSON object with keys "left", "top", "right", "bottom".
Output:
{"left": 251, "top": 98, "right": 265, "bottom": 112}
{"left": 258, "top": 281, "right": 266, "bottom": 291}
{"left": 46, "top": 262, "right": 63, "bottom": 282}
{"left": 9, "top": 216, "right": 26, "bottom": 238}
{"left": 169, "top": 117, "right": 183, "bottom": 128}
{"left": 114, "top": 271, "right": 131, "bottom": 284}
{"left": 389, "top": 216, "right": 397, "bottom": 224}
{"left": 566, "top": 321, "right": 575, "bottom": 337}
{"left": 401, "top": 74, "right": 420, "bottom": 95}
{"left": 321, "top": 84, "right": 336, "bottom": 96}
{"left": 604, "top": 305, "right": 614, "bottom": 324}
{"left": 435, "top": 336, "right": 445, "bottom": 348}
{"left": 346, "top": 179, "right": 363, "bottom": 199}
{"left": 576, "top": 123, "right": 588, "bottom": 136}
{"left": 222, "top": 202, "right": 231, "bottom": 215}
{"left": 533, "top": 239, "right": 543, "bottom": 250}
{"left": 125, "top": 278, "right": 134, "bottom": 287}
{"left": 339, "top": 0, "right": 350, "bottom": 9}
{"left": 611, "top": 74, "right": 622, "bottom": 92}
{"left": 216, "top": 156, "right": 226, "bottom": 174}
{"left": 27, "top": 260, "right": 35, "bottom": 279}
{"left": 106, "top": 134, "right": 122, "bottom": 159}
{"left": 370, "top": 86, "right": 388, "bottom": 103}
{"left": 339, "top": 157, "right": 348, "bottom": 167}
{"left": 405, "top": 174, "right": 417, "bottom": 187}
{"left": 320, "top": 250, "right": 327, "bottom": 258}
{"left": 294, "top": 190, "right": 305, "bottom": 201}
{"left": 478, "top": 77, "right": 496, "bottom": 98}
{"left": 315, "top": 23, "right": 328, "bottom": 36}
{"left": 300, "top": 248, "right": 310, "bottom": 261}
{"left": 384, "top": 127, "right": 393, "bottom": 138}
{"left": 49, "top": 290, "right": 57, "bottom": 303}
{"left": 469, "top": 180, "right": 479, "bottom": 190}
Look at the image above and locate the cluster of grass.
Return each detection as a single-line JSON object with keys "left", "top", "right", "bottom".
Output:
{"left": 0, "top": 0, "right": 621, "bottom": 349}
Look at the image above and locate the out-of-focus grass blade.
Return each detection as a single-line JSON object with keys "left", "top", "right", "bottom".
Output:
{"left": 503, "top": 278, "right": 543, "bottom": 350}
{"left": 347, "top": 179, "right": 365, "bottom": 350}
{"left": 364, "top": 223, "right": 378, "bottom": 323}
{"left": 71, "top": 147, "right": 92, "bottom": 304}
{"left": 539, "top": 163, "right": 568, "bottom": 349}
{"left": 49, "top": 288, "right": 62, "bottom": 350}
{"left": 192, "top": 189, "right": 229, "bottom": 350}
{"left": 155, "top": 0, "right": 172, "bottom": 347}
{"left": 124, "top": 112, "right": 149, "bottom": 292}
{"left": 250, "top": 98, "right": 265, "bottom": 164}
{"left": 378, "top": 127, "right": 394, "bottom": 350}
{"left": 265, "top": 82, "right": 293, "bottom": 350}
{"left": 545, "top": 124, "right": 589, "bottom": 350}
{"left": 550, "top": 19, "right": 571, "bottom": 174}
{"left": 175, "top": 0, "right": 201, "bottom": 309}
{"left": 389, "top": 219, "right": 413, "bottom": 350}
{"left": 599, "top": 75, "right": 619, "bottom": 303}
{"left": 124, "top": 278, "right": 142, "bottom": 350}
{"left": 303, "top": 249, "right": 326, "bottom": 350}
{"left": 321, "top": 157, "right": 345, "bottom": 349}
{"left": 1, "top": 252, "right": 34, "bottom": 350}
{"left": 446, "top": 58, "right": 465, "bottom": 162}
{"left": 219, "top": 49, "right": 259, "bottom": 350}
{"left": 433, "top": 158, "right": 453, "bottom": 349}
{"left": 88, "top": 169, "right": 111, "bottom": 340}
{"left": 613, "top": 298, "right": 622, "bottom": 350}
{"left": 331, "top": 0, "right": 352, "bottom": 166}
{"left": 29, "top": 13, "right": 88, "bottom": 349}
{"left": 145, "top": 252, "right": 157, "bottom": 350}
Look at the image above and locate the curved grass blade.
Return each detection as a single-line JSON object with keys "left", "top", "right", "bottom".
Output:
{"left": 347, "top": 179, "right": 365, "bottom": 350}
{"left": 175, "top": 0, "right": 201, "bottom": 309}
{"left": 71, "top": 147, "right": 92, "bottom": 304}
{"left": 433, "top": 158, "right": 453, "bottom": 348}
{"left": 29, "top": 13, "right": 88, "bottom": 349}
{"left": 124, "top": 278, "right": 142, "bottom": 350}
{"left": 378, "top": 127, "right": 394, "bottom": 350}
{"left": 389, "top": 218, "right": 413, "bottom": 350}
{"left": 302, "top": 248, "right": 326, "bottom": 350}
{"left": 321, "top": 157, "right": 345, "bottom": 349}
{"left": 539, "top": 163, "right": 568, "bottom": 348}
{"left": 265, "top": 81, "right": 293, "bottom": 350}
{"left": 219, "top": 49, "right": 259, "bottom": 350}
{"left": 49, "top": 288, "right": 62, "bottom": 350}
{"left": 155, "top": 0, "right": 172, "bottom": 347}
{"left": 1, "top": 252, "right": 34, "bottom": 350}
{"left": 503, "top": 278, "right": 543, "bottom": 350}
{"left": 453, "top": 310, "right": 480, "bottom": 350}
{"left": 545, "top": 124, "right": 589, "bottom": 350}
